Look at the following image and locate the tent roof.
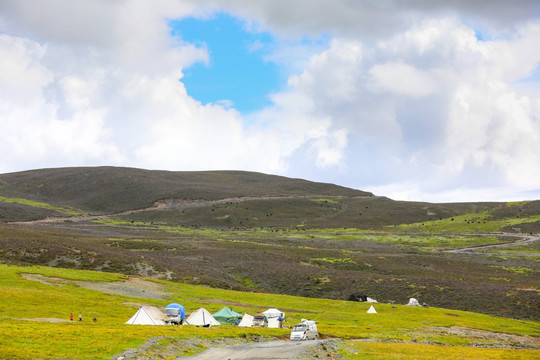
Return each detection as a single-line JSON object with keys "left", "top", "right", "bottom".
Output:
{"left": 166, "top": 303, "right": 184, "bottom": 309}
{"left": 238, "top": 313, "right": 254, "bottom": 327}
{"left": 213, "top": 307, "right": 242, "bottom": 318}
{"left": 367, "top": 305, "right": 377, "bottom": 314}
{"left": 213, "top": 307, "right": 242, "bottom": 325}
{"left": 125, "top": 306, "right": 166, "bottom": 325}
{"left": 263, "top": 308, "right": 285, "bottom": 319}
{"left": 185, "top": 308, "right": 220, "bottom": 326}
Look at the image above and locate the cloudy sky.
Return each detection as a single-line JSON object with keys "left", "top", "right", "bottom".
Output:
{"left": 1, "top": 0, "right": 539, "bottom": 202}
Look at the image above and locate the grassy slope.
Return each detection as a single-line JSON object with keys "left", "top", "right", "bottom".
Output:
{"left": 1, "top": 167, "right": 539, "bottom": 232}
{"left": 0, "top": 264, "right": 538, "bottom": 359}
{"left": 1, "top": 220, "right": 538, "bottom": 320}
{"left": 0, "top": 167, "right": 368, "bottom": 215}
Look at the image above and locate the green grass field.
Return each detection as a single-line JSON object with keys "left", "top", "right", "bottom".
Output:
{"left": 0, "top": 264, "right": 538, "bottom": 359}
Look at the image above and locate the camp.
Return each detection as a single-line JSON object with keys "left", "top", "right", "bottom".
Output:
{"left": 263, "top": 308, "right": 285, "bottom": 320}
{"left": 212, "top": 307, "right": 242, "bottom": 325}
{"left": 237, "top": 313, "right": 254, "bottom": 327}
{"left": 125, "top": 306, "right": 166, "bottom": 325}
{"left": 263, "top": 308, "right": 285, "bottom": 328}
{"left": 185, "top": 308, "right": 220, "bottom": 326}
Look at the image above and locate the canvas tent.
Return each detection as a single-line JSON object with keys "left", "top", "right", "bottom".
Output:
{"left": 267, "top": 317, "right": 280, "bottom": 328}
{"left": 237, "top": 313, "right": 254, "bottom": 327}
{"left": 185, "top": 308, "right": 220, "bottom": 326}
{"left": 125, "top": 306, "right": 166, "bottom": 325}
{"left": 406, "top": 298, "right": 420, "bottom": 306}
{"left": 212, "top": 307, "right": 242, "bottom": 325}
{"left": 367, "top": 305, "right": 377, "bottom": 314}
{"left": 263, "top": 308, "right": 285, "bottom": 320}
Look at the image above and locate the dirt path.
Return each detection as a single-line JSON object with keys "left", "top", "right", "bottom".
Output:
{"left": 181, "top": 340, "right": 331, "bottom": 360}
{"left": 443, "top": 233, "right": 539, "bottom": 254}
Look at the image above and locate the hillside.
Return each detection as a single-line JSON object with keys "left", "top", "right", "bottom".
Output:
{"left": 0, "top": 167, "right": 369, "bottom": 216}
{"left": 0, "top": 166, "right": 539, "bottom": 322}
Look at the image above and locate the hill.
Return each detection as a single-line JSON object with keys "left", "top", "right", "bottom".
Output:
{"left": 0, "top": 166, "right": 368, "bottom": 216}
{"left": 3, "top": 166, "right": 539, "bottom": 230}
{"left": 0, "top": 166, "right": 539, "bottom": 322}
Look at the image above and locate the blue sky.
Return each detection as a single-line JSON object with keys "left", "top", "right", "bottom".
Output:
{"left": 0, "top": 0, "right": 539, "bottom": 202}
{"left": 170, "top": 14, "right": 281, "bottom": 113}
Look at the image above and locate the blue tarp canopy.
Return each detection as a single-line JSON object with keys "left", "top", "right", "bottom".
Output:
{"left": 165, "top": 303, "right": 186, "bottom": 319}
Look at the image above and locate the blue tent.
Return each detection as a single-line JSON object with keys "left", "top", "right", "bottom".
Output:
{"left": 165, "top": 303, "right": 186, "bottom": 320}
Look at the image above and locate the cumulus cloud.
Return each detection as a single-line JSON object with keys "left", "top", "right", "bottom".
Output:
{"left": 256, "top": 16, "right": 540, "bottom": 201}
{"left": 0, "top": 0, "right": 539, "bottom": 202}
{"left": 0, "top": 0, "right": 296, "bottom": 175}
{"left": 205, "top": 0, "right": 540, "bottom": 38}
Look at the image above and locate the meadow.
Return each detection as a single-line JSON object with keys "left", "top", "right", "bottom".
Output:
{"left": 0, "top": 264, "right": 538, "bottom": 359}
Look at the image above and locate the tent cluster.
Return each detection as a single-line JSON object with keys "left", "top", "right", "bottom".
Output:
{"left": 237, "top": 308, "right": 285, "bottom": 328}
{"left": 125, "top": 304, "right": 285, "bottom": 328}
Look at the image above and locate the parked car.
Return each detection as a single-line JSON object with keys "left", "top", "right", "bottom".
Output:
{"left": 290, "top": 319, "right": 318, "bottom": 341}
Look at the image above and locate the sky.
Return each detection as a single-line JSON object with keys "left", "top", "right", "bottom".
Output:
{"left": 0, "top": 0, "right": 539, "bottom": 203}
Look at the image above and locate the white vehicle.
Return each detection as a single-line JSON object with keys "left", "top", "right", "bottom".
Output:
{"left": 290, "top": 319, "right": 318, "bottom": 341}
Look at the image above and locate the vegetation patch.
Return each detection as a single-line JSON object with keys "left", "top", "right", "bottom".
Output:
{"left": 312, "top": 198, "right": 339, "bottom": 204}
{"left": 336, "top": 340, "right": 540, "bottom": 359}
{"left": 0, "top": 196, "right": 81, "bottom": 216}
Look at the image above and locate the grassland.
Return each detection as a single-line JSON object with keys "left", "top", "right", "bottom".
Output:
{"left": 1, "top": 219, "right": 538, "bottom": 320}
{"left": 0, "top": 167, "right": 539, "bottom": 358}
{"left": 0, "top": 264, "right": 538, "bottom": 359}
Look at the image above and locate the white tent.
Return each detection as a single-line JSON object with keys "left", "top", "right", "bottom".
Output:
{"left": 185, "top": 308, "right": 220, "bottom": 326}
{"left": 263, "top": 308, "right": 285, "bottom": 320}
{"left": 267, "top": 317, "right": 280, "bottom": 328}
{"left": 125, "top": 306, "right": 166, "bottom": 325}
{"left": 366, "top": 297, "right": 377, "bottom": 303}
{"left": 406, "top": 298, "right": 420, "bottom": 306}
{"left": 237, "top": 313, "right": 254, "bottom": 327}
{"left": 367, "top": 305, "right": 377, "bottom": 314}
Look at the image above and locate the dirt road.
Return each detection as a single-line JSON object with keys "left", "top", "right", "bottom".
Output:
{"left": 182, "top": 340, "right": 330, "bottom": 359}
{"left": 443, "top": 233, "right": 539, "bottom": 254}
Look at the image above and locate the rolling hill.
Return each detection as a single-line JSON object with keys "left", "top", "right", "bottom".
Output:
{"left": 0, "top": 166, "right": 538, "bottom": 322}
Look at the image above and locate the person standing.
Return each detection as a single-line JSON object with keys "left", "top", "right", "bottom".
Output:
{"left": 79, "top": 313, "right": 82, "bottom": 321}
{"left": 70, "top": 313, "right": 73, "bottom": 321}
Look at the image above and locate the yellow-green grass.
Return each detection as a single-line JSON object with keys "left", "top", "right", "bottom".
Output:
{"left": 312, "top": 198, "right": 339, "bottom": 204}
{"left": 392, "top": 212, "right": 540, "bottom": 233}
{"left": 93, "top": 219, "right": 514, "bottom": 253}
{"left": 0, "top": 196, "right": 82, "bottom": 216}
{"left": 320, "top": 234, "right": 506, "bottom": 252}
{"left": 337, "top": 341, "right": 539, "bottom": 359}
{"left": 1, "top": 264, "right": 538, "bottom": 359}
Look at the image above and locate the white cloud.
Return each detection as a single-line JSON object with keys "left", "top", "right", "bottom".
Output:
{"left": 0, "top": 0, "right": 538, "bottom": 202}
{"left": 255, "top": 16, "right": 540, "bottom": 201}
{"left": 368, "top": 62, "right": 436, "bottom": 97}
{"left": 206, "top": 0, "right": 540, "bottom": 38}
